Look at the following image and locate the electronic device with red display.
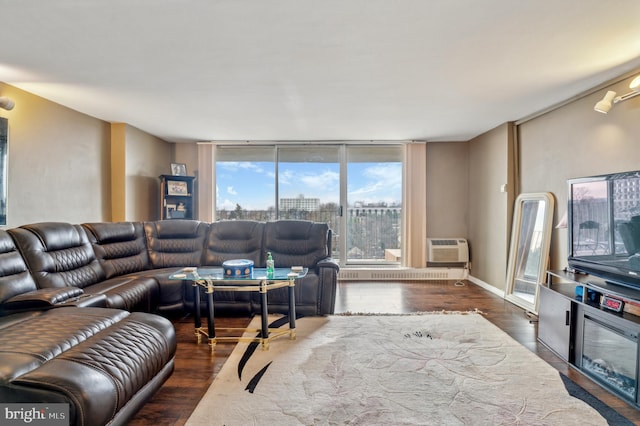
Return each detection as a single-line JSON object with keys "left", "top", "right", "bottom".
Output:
{"left": 600, "top": 295, "right": 624, "bottom": 312}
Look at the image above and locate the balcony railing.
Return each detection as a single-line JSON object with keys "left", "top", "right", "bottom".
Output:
{"left": 215, "top": 208, "right": 402, "bottom": 262}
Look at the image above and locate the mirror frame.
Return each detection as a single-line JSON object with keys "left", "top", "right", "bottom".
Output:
{"left": 0, "top": 117, "right": 6, "bottom": 225}
{"left": 504, "top": 192, "right": 555, "bottom": 314}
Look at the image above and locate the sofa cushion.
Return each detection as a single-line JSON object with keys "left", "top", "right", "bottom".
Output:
{"left": 0, "top": 229, "right": 39, "bottom": 307}
{"left": 263, "top": 220, "right": 329, "bottom": 267}
{"left": 9, "top": 223, "right": 106, "bottom": 289}
{"left": 141, "top": 268, "right": 188, "bottom": 313}
{"left": 83, "top": 221, "right": 152, "bottom": 278}
{"left": 86, "top": 276, "right": 159, "bottom": 311}
{"left": 0, "top": 308, "right": 130, "bottom": 377}
{"left": 144, "top": 220, "right": 209, "bottom": 268}
{"left": 202, "top": 220, "right": 265, "bottom": 266}
{"left": 0, "top": 307, "right": 176, "bottom": 426}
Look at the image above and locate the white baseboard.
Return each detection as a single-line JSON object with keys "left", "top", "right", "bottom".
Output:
{"left": 467, "top": 275, "right": 505, "bottom": 298}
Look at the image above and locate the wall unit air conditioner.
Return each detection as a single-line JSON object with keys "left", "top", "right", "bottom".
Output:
{"left": 427, "top": 238, "right": 469, "bottom": 268}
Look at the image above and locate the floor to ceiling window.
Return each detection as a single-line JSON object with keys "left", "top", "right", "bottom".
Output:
{"left": 215, "top": 146, "right": 276, "bottom": 221}
{"left": 213, "top": 143, "right": 403, "bottom": 266}
{"left": 276, "top": 146, "right": 341, "bottom": 259}
{"left": 346, "top": 146, "right": 402, "bottom": 264}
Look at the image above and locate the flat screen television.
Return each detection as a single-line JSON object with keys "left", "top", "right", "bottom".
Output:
{"left": 568, "top": 170, "right": 640, "bottom": 289}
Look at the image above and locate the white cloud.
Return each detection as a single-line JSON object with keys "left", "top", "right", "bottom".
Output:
{"left": 301, "top": 170, "right": 339, "bottom": 189}
{"left": 363, "top": 164, "right": 402, "bottom": 186}
{"left": 227, "top": 186, "right": 237, "bottom": 195}
{"left": 279, "top": 168, "right": 339, "bottom": 190}
{"left": 217, "top": 199, "right": 237, "bottom": 210}
{"left": 348, "top": 163, "right": 402, "bottom": 204}
{"left": 219, "top": 161, "right": 267, "bottom": 174}
{"left": 279, "top": 169, "right": 294, "bottom": 186}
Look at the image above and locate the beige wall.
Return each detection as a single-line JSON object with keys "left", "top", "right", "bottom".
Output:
{"left": 518, "top": 72, "right": 640, "bottom": 273}
{"left": 124, "top": 125, "right": 172, "bottom": 221}
{"left": 0, "top": 82, "right": 110, "bottom": 226}
{"left": 426, "top": 142, "right": 469, "bottom": 239}
{"left": 174, "top": 142, "right": 198, "bottom": 178}
{"left": 0, "top": 82, "right": 171, "bottom": 225}
{"left": 467, "top": 123, "right": 516, "bottom": 292}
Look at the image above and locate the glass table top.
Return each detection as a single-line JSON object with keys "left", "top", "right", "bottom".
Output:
{"left": 170, "top": 267, "right": 307, "bottom": 282}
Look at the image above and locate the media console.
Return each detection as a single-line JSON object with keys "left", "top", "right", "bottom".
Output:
{"left": 539, "top": 270, "right": 640, "bottom": 407}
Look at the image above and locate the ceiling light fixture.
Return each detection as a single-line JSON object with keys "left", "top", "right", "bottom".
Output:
{"left": 594, "top": 75, "right": 640, "bottom": 114}
{"left": 0, "top": 97, "right": 14, "bottom": 111}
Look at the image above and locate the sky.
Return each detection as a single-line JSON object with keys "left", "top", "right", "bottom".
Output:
{"left": 216, "top": 161, "right": 402, "bottom": 211}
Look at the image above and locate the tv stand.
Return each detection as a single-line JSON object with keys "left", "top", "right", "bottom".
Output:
{"left": 540, "top": 270, "right": 640, "bottom": 407}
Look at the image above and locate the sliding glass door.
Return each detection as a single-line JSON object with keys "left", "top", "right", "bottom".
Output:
{"left": 277, "top": 146, "right": 341, "bottom": 259}
{"left": 213, "top": 143, "right": 403, "bottom": 266}
{"left": 345, "top": 146, "right": 402, "bottom": 264}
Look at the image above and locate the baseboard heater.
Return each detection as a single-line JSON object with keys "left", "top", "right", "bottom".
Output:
{"left": 427, "top": 238, "right": 469, "bottom": 268}
{"left": 338, "top": 267, "right": 468, "bottom": 281}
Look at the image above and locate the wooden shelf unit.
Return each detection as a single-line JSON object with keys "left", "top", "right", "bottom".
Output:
{"left": 160, "top": 174, "right": 196, "bottom": 220}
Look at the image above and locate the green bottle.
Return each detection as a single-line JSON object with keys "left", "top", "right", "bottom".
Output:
{"left": 266, "top": 252, "right": 274, "bottom": 278}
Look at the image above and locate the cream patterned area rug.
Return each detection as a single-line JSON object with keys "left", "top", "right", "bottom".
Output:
{"left": 186, "top": 313, "right": 608, "bottom": 425}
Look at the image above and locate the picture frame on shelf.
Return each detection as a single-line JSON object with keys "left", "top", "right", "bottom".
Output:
{"left": 171, "top": 163, "right": 187, "bottom": 176}
{"left": 167, "top": 180, "right": 189, "bottom": 196}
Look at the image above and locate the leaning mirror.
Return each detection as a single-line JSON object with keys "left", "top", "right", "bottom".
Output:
{"left": 505, "top": 192, "right": 555, "bottom": 314}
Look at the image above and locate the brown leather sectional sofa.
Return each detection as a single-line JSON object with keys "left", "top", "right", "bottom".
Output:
{"left": 0, "top": 219, "right": 338, "bottom": 425}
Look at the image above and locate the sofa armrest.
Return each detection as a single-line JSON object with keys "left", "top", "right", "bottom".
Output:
{"left": 316, "top": 257, "right": 339, "bottom": 315}
{"left": 317, "top": 257, "right": 340, "bottom": 271}
{"left": 1, "top": 287, "right": 84, "bottom": 313}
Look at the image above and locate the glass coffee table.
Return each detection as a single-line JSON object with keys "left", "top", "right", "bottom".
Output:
{"left": 170, "top": 267, "right": 307, "bottom": 351}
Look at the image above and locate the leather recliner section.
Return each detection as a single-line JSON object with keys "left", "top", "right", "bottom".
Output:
{"left": 0, "top": 307, "right": 176, "bottom": 426}
{"left": 9, "top": 223, "right": 158, "bottom": 311}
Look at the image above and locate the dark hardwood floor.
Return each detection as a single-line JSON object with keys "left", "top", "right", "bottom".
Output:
{"left": 128, "top": 280, "right": 640, "bottom": 425}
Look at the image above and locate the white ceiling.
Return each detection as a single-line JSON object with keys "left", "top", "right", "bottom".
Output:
{"left": 1, "top": 0, "right": 640, "bottom": 143}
